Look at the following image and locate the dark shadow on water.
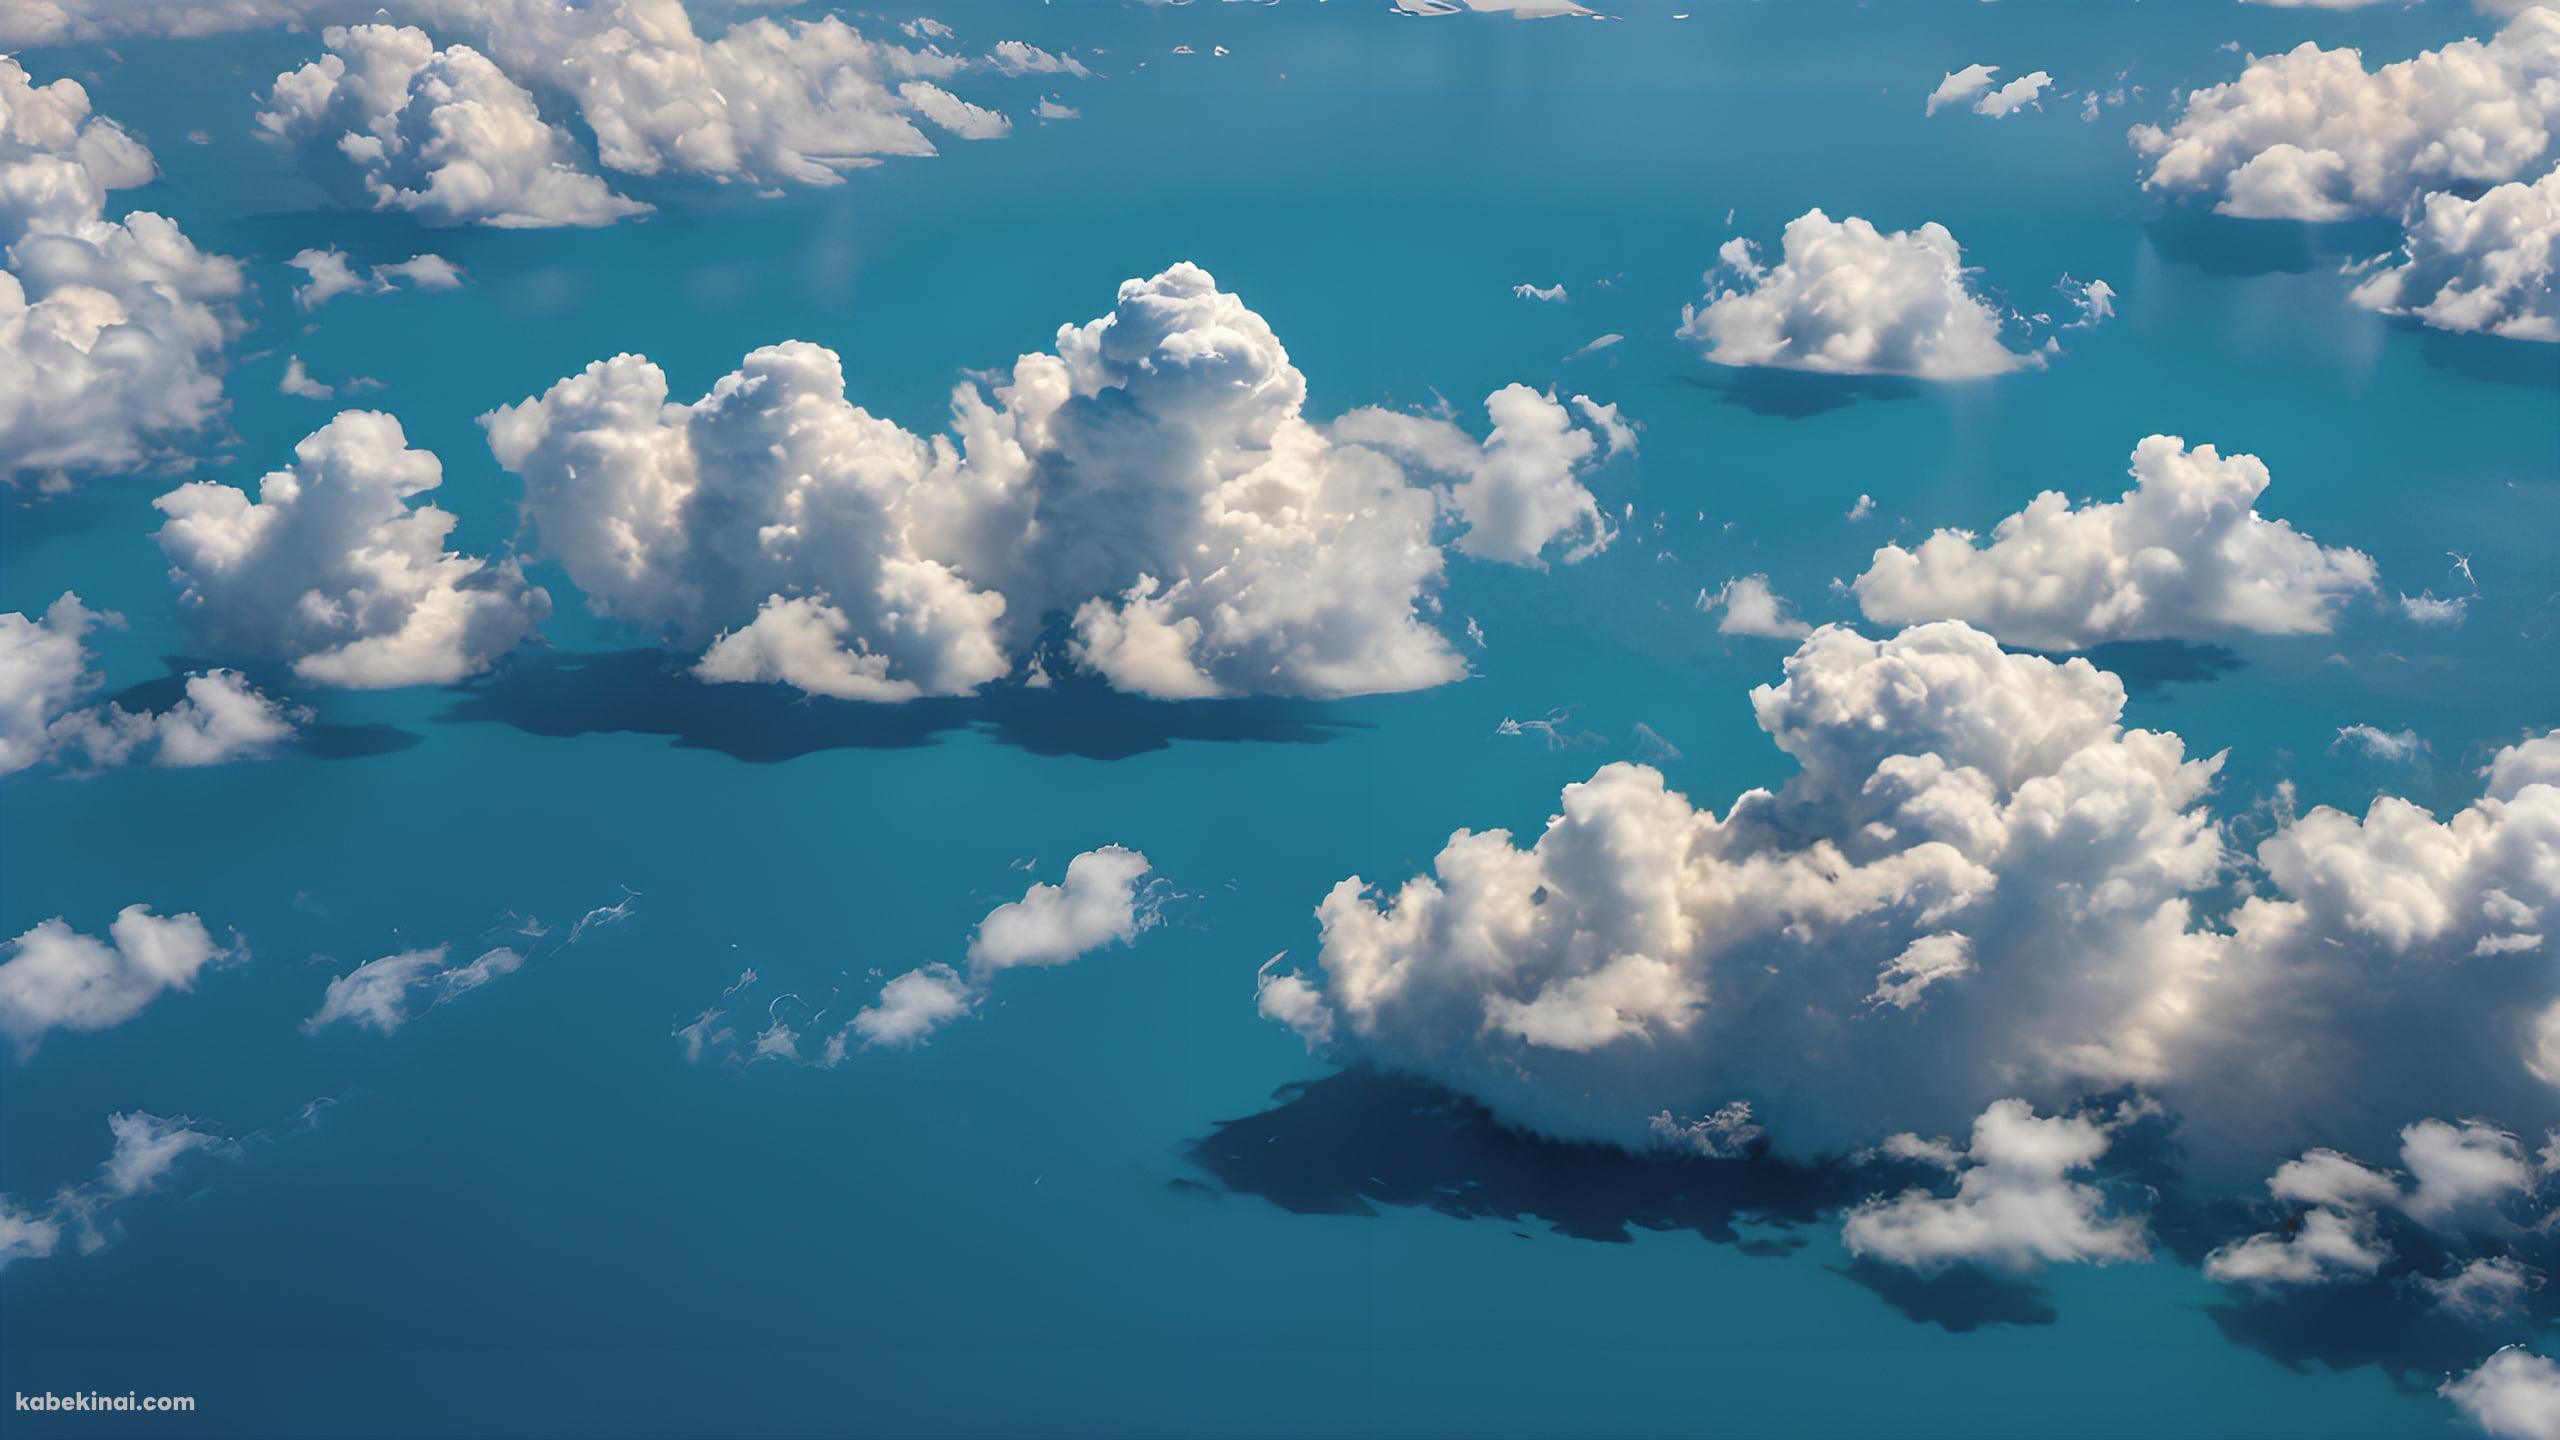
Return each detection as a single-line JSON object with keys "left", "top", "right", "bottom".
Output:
{"left": 1675, "top": 369, "right": 1921, "bottom": 419}
{"left": 298, "top": 723, "right": 424, "bottom": 760}
{"left": 2071, "top": 639, "right": 2248, "bottom": 698}
{"left": 438, "top": 648, "right": 1366, "bottom": 763}
{"left": 2414, "top": 326, "right": 2560, "bottom": 393}
{"left": 2202, "top": 1285, "right": 2503, "bottom": 1395}
{"left": 2142, "top": 210, "right": 2400, "bottom": 279}
{"left": 1183, "top": 1068, "right": 1855, "bottom": 1248}
{"left": 1836, "top": 1258, "right": 2057, "bottom": 1333}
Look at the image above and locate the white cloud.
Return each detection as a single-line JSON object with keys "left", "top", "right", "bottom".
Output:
{"left": 2353, "top": 163, "right": 2559, "bottom": 342}
{"left": 2205, "top": 1119, "right": 2534, "bottom": 1287}
{"left": 1842, "top": 1099, "right": 2150, "bottom": 1273}
{"left": 849, "top": 846, "right": 1158, "bottom": 1050}
{"left": 2405, "top": 591, "right": 2473, "bottom": 625}
{"left": 491, "top": 263, "right": 1622, "bottom": 702}
{"left": 2444, "top": 1348, "right": 2560, "bottom": 1440}
{"left": 1931, "top": 66, "right": 2053, "bottom": 119}
{"left": 1976, "top": 72, "right": 2054, "bottom": 119}
{"left": 0, "top": 0, "right": 316, "bottom": 46}
{"left": 1925, "top": 64, "right": 2000, "bottom": 118}
{"left": 155, "top": 410, "right": 551, "bottom": 688}
{"left": 289, "top": 246, "right": 465, "bottom": 310}
{"left": 1852, "top": 435, "right": 2376, "bottom": 650}
{"left": 2429, "top": 1257, "right": 2538, "bottom": 1323}
{"left": 2334, "top": 724, "right": 2426, "bottom": 762}
{"left": 1679, "top": 210, "right": 2040, "bottom": 379}
{"left": 0, "top": 906, "right": 232, "bottom": 1055}
{"left": 1, "top": 57, "right": 244, "bottom": 486}
{"left": 2130, "top": 11, "right": 2560, "bottom": 221}
{"left": 2, "top": 1111, "right": 229, "bottom": 1267}
{"left": 1, "top": 593, "right": 300, "bottom": 773}
{"left": 1265, "top": 620, "right": 2560, "bottom": 1184}
{"left": 279, "top": 356, "right": 331, "bottom": 399}
{"left": 1033, "top": 97, "right": 1080, "bottom": 122}
{"left": 259, "top": 24, "right": 649, "bottom": 228}
{"left": 304, "top": 943, "right": 526, "bottom": 1035}
{"left": 988, "top": 41, "right": 1089, "bottom": 78}
{"left": 1700, "top": 574, "right": 1813, "bottom": 640}
{"left": 899, "top": 81, "right": 1009, "bottom": 141}
{"left": 1513, "top": 281, "right": 1568, "bottom": 302}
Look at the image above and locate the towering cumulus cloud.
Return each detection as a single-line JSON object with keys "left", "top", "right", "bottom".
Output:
{"left": 2130, "top": 10, "right": 2560, "bottom": 220}
{"left": 1, "top": 58, "right": 244, "bottom": 486}
{"left": 154, "top": 412, "right": 551, "bottom": 688}
{"left": 1263, "top": 622, "right": 2560, "bottom": 1188}
{"left": 258, "top": 24, "right": 647, "bottom": 228}
{"left": 1679, "top": 210, "right": 2041, "bottom": 379}
{"left": 2352, "top": 165, "right": 2560, "bottom": 342}
{"left": 1852, "top": 436, "right": 2377, "bottom": 649}
{"left": 487, "top": 263, "right": 1628, "bottom": 700}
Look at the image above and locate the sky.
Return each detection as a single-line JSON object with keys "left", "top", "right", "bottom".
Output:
{"left": 2, "top": 1, "right": 2558, "bottom": 1436}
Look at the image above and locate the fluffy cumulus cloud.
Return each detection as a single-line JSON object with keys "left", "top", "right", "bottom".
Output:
{"left": 0, "top": 905, "right": 233, "bottom": 1056}
{"left": 288, "top": 246, "right": 464, "bottom": 310}
{"left": 1843, "top": 1100, "right": 2150, "bottom": 1273}
{"left": 2446, "top": 1349, "right": 2560, "bottom": 1440}
{"left": 1679, "top": 210, "right": 2041, "bottom": 379}
{"left": 1262, "top": 621, "right": 2560, "bottom": 1189}
{"left": 1926, "top": 65, "right": 2053, "bottom": 119}
{"left": 0, "top": 0, "right": 317, "bottom": 46}
{"left": 258, "top": 24, "right": 648, "bottom": 228}
{"left": 2353, "top": 164, "right": 2560, "bottom": 341}
{"left": 154, "top": 411, "right": 551, "bottom": 688}
{"left": 2203, "top": 1119, "right": 2532, "bottom": 1286}
{"left": 0, "top": 593, "right": 299, "bottom": 773}
{"left": 2130, "top": 10, "right": 2560, "bottom": 221}
{"left": 1700, "top": 575, "right": 1814, "bottom": 640}
{"left": 488, "top": 263, "right": 1626, "bottom": 702}
{"left": 304, "top": 943, "right": 525, "bottom": 1034}
{"left": 848, "top": 846, "right": 1161, "bottom": 1050}
{"left": 1851, "top": 435, "right": 2378, "bottom": 650}
{"left": 1, "top": 58, "right": 245, "bottom": 486}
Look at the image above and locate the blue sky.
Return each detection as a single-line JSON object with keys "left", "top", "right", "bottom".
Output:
{"left": 2, "top": 2, "right": 2558, "bottom": 1436}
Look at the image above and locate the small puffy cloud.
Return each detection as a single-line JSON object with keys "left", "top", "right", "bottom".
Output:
{"left": 2130, "top": 11, "right": 2560, "bottom": 221}
{"left": 1925, "top": 64, "right": 2000, "bottom": 117}
{"left": 1679, "top": 210, "right": 2040, "bottom": 379}
{"left": 0, "top": 1111, "right": 229, "bottom": 1269}
{"left": 1, "top": 593, "right": 300, "bottom": 773}
{"left": 2405, "top": 591, "right": 2473, "bottom": 625}
{"left": 1, "top": 57, "right": 245, "bottom": 486}
{"left": 1976, "top": 72, "right": 2054, "bottom": 119}
{"left": 1852, "top": 435, "right": 2376, "bottom": 650}
{"left": 899, "top": 81, "right": 1009, "bottom": 141}
{"left": 1513, "top": 281, "right": 1568, "bottom": 302}
{"left": 2443, "top": 1348, "right": 2560, "bottom": 1440}
{"left": 0, "top": 905, "right": 232, "bottom": 1056}
{"left": 849, "top": 847, "right": 1159, "bottom": 1050}
{"left": 259, "top": 24, "right": 649, "bottom": 228}
{"left": 988, "top": 41, "right": 1089, "bottom": 78}
{"left": 289, "top": 247, "right": 466, "bottom": 310}
{"left": 1842, "top": 1100, "right": 2149, "bottom": 1273}
{"left": 1033, "top": 97, "right": 1079, "bottom": 122}
{"left": 2206, "top": 1120, "right": 2534, "bottom": 1287}
{"left": 279, "top": 356, "right": 332, "bottom": 400}
{"left": 155, "top": 411, "right": 551, "bottom": 688}
{"left": 2429, "top": 1257, "right": 2539, "bottom": 1323}
{"left": 1929, "top": 65, "right": 2052, "bottom": 119}
{"left": 1700, "top": 575, "right": 1813, "bottom": 640}
{"left": 969, "top": 845, "right": 1158, "bottom": 972}
{"left": 304, "top": 943, "right": 526, "bottom": 1035}
{"left": 2334, "top": 725, "right": 2426, "bottom": 763}
{"left": 2353, "top": 164, "right": 2559, "bottom": 342}
{"left": 491, "top": 263, "right": 1614, "bottom": 702}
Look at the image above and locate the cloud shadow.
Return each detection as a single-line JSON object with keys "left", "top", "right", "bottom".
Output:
{"left": 437, "top": 648, "right": 1367, "bottom": 763}
{"left": 2071, "top": 639, "right": 2248, "bottom": 698}
{"left": 1675, "top": 369, "right": 1921, "bottom": 419}
{"left": 1835, "top": 1258, "right": 2058, "bottom": 1332}
{"left": 2141, "top": 210, "right": 2398, "bottom": 280}
{"left": 2412, "top": 327, "right": 2560, "bottom": 393}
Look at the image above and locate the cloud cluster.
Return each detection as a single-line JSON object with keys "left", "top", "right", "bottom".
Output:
{"left": 0, "top": 1111, "right": 229, "bottom": 1269}
{"left": 850, "top": 846, "right": 1160, "bottom": 1049}
{"left": 1851, "top": 435, "right": 2378, "bottom": 650}
{"left": 1843, "top": 1100, "right": 2150, "bottom": 1273}
{"left": 289, "top": 247, "right": 464, "bottom": 310}
{"left": 259, "top": 24, "right": 649, "bottom": 228}
{"left": 154, "top": 410, "right": 552, "bottom": 688}
{"left": 1678, "top": 210, "right": 2041, "bottom": 379}
{"left": 1263, "top": 621, "right": 2560, "bottom": 1189}
{"left": 1, "top": 57, "right": 244, "bottom": 486}
{"left": 0, "top": 594, "right": 299, "bottom": 773}
{"left": 304, "top": 944, "right": 525, "bottom": 1034}
{"left": 1926, "top": 65, "right": 2053, "bottom": 119}
{"left": 2352, "top": 164, "right": 2560, "bottom": 342}
{"left": 2205, "top": 1119, "right": 2532, "bottom": 1286}
{"left": 2130, "top": 11, "right": 2560, "bottom": 221}
{"left": 489, "top": 263, "right": 1626, "bottom": 701}
{"left": 0, "top": 905, "right": 233, "bottom": 1056}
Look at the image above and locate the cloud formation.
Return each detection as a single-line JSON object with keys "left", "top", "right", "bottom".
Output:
{"left": 1927, "top": 65, "right": 2053, "bottom": 119}
{"left": 0, "top": 594, "right": 299, "bottom": 773}
{"left": 1851, "top": 435, "right": 2378, "bottom": 649}
{"left": 289, "top": 247, "right": 464, "bottom": 310}
{"left": 2352, "top": 164, "right": 2560, "bottom": 342}
{"left": 1, "top": 58, "right": 244, "bottom": 486}
{"left": 1264, "top": 621, "right": 2560, "bottom": 1188}
{"left": 304, "top": 943, "right": 525, "bottom": 1034}
{"left": 489, "top": 263, "right": 1625, "bottom": 701}
{"left": 259, "top": 24, "right": 648, "bottom": 228}
{"left": 155, "top": 411, "right": 552, "bottom": 688}
{"left": 0, "top": 905, "right": 233, "bottom": 1056}
{"left": 2444, "top": 1348, "right": 2560, "bottom": 1440}
{"left": 0, "top": 1111, "right": 230, "bottom": 1269}
{"left": 2204, "top": 1119, "right": 2532, "bottom": 1286}
{"left": 1843, "top": 1100, "right": 2150, "bottom": 1273}
{"left": 1679, "top": 210, "right": 2040, "bottom": 379}
{"left": 2130, "top": 11, "right": 2560, "bottom": 220}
